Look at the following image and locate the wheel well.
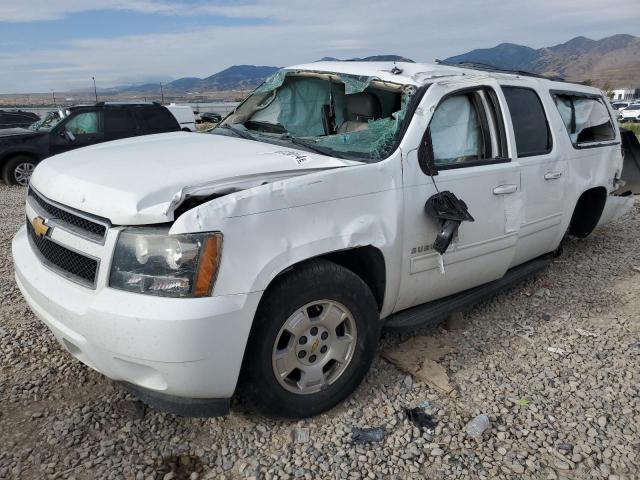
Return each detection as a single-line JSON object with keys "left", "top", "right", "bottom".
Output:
{"left": 1, "top": 151, "right": 38, "bottom": 166}
{"left": 569, "top": 187, "right": 608, "bottom": 238}
{"left": 271, "top": 246, "right": 386, "bottom": 312}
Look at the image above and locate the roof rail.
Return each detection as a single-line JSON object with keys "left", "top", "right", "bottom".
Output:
{"left": 435, "top": 60, "right": 566, "bottom": 82}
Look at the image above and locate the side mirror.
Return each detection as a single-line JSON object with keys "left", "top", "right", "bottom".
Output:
{"left": 418, "top": 130, "right": 438, "bottom": 176}
{"left": 65, "top": 130, "right": 76, "bottom": 142}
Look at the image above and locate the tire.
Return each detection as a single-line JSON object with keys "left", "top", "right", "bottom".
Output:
{"left": 242, "top": 259, "right": 380, "bottom": 418}
{"left": 2, "top": 155, "right": 36, "bottom": 186}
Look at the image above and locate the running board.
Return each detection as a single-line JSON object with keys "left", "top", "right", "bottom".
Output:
{"left": 384, "top": 256, "right": 551, "bottom": 330}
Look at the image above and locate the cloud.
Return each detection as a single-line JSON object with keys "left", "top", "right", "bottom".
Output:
{"left": 1, "top": 0, "right": 639, "bottom": 92}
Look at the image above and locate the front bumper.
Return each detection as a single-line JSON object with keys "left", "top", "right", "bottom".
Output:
{"left": 12, "top": 225, "right": 262, "bottom": 405}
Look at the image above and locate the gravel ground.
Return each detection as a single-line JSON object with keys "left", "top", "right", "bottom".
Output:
{"left": 0, "top": 183, "right": 638, "bottom": 480}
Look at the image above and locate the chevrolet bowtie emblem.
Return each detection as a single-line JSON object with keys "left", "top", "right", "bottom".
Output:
{"left": 32, "top": 216, "right": 50, "bottom": 238}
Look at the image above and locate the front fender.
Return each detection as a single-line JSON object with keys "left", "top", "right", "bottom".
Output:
{"left": 170, "top": 159, "right": 404, "bottom": 316}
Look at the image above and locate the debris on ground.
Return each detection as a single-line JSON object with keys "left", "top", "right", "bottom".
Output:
{"left": 546, "top": 346, "right": 567, "bottom": 355}
{"left": 576, "top": 328, "right": 598, "bottom": 337}
{"left": 465, "top": 414, "right": 491, "bottom": 439}
{"left": 404, "top": 407, "right": 438, "bottom": 431}
{"left": 291, "top": 427, "right": 310, "bottom": 444}
{"left": 383, "top": 336, "right": 455, "bottom": 394}
{"left": 351, "top": 426, "right": 386, "bottom": 443}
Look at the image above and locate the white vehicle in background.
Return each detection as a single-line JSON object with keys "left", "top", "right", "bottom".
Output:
{"left": 611, "top": 101, "right": 630, "bottom": 111}
{"left": 166, "top": 104, "right": 196, "bottom": 131}
{"left": 12, "top": 61, "right": 634, "bottom": 419}
{"left": 620, "top": 103, "right": 640, "bottom": 122}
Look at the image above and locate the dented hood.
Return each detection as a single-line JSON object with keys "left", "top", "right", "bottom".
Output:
{"left": 30, "top": 132, "right": 359, "bottom": 225}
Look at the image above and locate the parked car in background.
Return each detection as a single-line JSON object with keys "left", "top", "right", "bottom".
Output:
{"left": 12, "top": 61, "right": 633, "bottom": 418}
{"left": 620, "top": 103, "right": 640, "bottom": 122}
{"left": 611, "top": 101, "right": 630, "bottom": 111}
{"left": 0, "top": 102, "right": 181, "bottom": 185}
{"left": 0, "top": 110, "right": 40, "bottom": 129}
{"left": 199, "top": 112, "right": 223, "bottom": 124}
{"left": 166, "top": 104, "right": 196, "bottom": 132}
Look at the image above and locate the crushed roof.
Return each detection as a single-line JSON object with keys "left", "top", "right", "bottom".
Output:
{"left": 284, "top": 61, "right": 603, "bottom": 95}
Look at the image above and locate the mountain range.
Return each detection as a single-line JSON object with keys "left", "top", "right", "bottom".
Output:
{"left": 110, "top": 55, "right": 411, "bottom": 95}
{"left": 444, "top": 34, "right": 640, "bottom": 87}
{"left": 110, "top": 35, "right": 639, "bottom": 95}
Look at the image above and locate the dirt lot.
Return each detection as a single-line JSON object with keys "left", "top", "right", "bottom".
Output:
{"left": 0, "top": 184, "right": 638, "bottom": 480}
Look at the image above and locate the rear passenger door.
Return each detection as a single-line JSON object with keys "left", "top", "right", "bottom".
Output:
{"left": 501, "top": 85, "right": 566, "bottom": 264}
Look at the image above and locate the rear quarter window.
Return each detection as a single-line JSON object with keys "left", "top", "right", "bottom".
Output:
{"left": 135, "top": 106, "right": 180, "bottom": 133}
{"left": 501, "top": 86, "right": 552, "bottom": 157}
{"left": 552, "top": 93, "right": 616, "bottom": 147}
{"left": 104, "top": 108, "right": 138, "bottom": 139}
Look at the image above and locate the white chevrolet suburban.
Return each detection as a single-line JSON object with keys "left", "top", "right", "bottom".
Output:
{"left": 12, "top": 62, "right": 633, "bottom": 418}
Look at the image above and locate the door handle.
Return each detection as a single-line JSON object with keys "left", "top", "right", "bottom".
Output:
{"left": 493, "top": 184, "right": 517, "bottom": 195}
{"left": 544, "top": 171, "right": 562, "bottom": 180}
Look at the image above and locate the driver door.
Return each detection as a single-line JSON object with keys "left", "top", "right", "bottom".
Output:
{"left": 50, "top": 110, "right": 104, "bottom": 155}
{"left": 395, "top": 83, "right": 522, "bottom": 312}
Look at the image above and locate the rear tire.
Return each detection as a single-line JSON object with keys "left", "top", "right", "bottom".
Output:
{"left": 2, "top": 155, "right": 36, "bottom": 186}
{"left": 242, "top": 259, "right": 380, "bottom": 418}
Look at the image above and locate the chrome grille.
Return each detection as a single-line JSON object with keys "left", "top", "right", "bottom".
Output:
{"left": 28, "top": 188, "right": 108, "bottom": 242}
{"left": 27, "top": 220, "right": 99, "bottom": 287}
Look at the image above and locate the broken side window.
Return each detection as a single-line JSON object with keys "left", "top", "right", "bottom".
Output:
{"left": 552, "top": 93, "right": 616, "bottom": 145}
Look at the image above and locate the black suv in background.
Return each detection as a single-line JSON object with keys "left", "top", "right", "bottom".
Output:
{"left": 0, "top": 102, "right": 181, "bottom": 185}
{"left": 0, "top": 110, "right": 40, "bottom": 129}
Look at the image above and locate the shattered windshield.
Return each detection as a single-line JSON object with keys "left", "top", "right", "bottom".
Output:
{"left": 29, "top": 110, "right": 66, "bottom": 131}
{"left": 213, "top": 70, "right": 418, "bottom": 162}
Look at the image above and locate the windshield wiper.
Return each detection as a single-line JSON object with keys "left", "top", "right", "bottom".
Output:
{"left": 218, "top": 124, "right": 255, "bottom": 140}
{"left": 287, "top": 136, "right": 346, "bottom": 159}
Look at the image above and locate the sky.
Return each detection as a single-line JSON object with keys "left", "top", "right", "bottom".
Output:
{"left": 0, "top": 0, "right": 639, "bottom": 93}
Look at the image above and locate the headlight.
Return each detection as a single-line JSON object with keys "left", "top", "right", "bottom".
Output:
{"left": 109, "top": 229, "right": 223, "bottom": 297}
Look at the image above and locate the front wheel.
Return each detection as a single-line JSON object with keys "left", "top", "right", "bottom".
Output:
{"left": 242, "top": 259, "right": 380, "bottom": 418}
{"left": 2, "top": 155, "right": 36, "bottom": 186}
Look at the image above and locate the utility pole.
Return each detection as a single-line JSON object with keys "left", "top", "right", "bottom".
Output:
{"left": 92, "top": 76, "right": 98, "bottom": 102}
{"left": 51, "top": 89, "right": 56, "bottom": 106}
{"left": 160, "top": 83, "right": 165, "bottom": 104}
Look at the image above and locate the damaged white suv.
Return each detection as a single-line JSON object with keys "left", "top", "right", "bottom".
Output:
{"left": 12, "top": 61, "right": 633, "bottom": 418}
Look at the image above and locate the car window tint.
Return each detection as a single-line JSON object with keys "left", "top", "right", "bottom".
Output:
{"left": 502, "top": 87, "right": 551, "bottom": 157}
{"left": 553, "top": 94, "right": 615, "bottom": 145}
{"left": 140, "top": 106, "right": 179, "bottom": 131}
{"left": 104, "top": 109, "right": 137, "bottom": 136}
{"left": 429, "top": 94, "right": 484, "bottom": 166}
{"left": 65, "top": 112, "right": 101, "bottom": 135}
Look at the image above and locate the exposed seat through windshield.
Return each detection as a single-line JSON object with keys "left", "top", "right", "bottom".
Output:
{"left": 337, "top": 93, "right": 382, "bottom": 134}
